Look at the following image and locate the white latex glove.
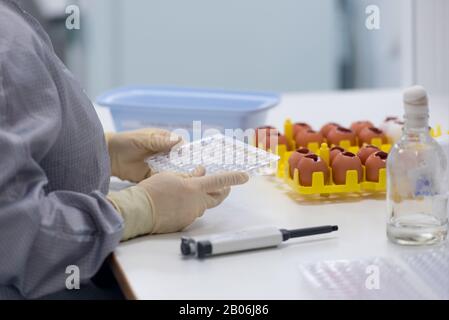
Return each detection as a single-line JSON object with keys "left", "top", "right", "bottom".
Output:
{"left": 107, "top": 169, "right": 249, "bottom": 240}
{"left": 105, "top": 128, "right": 181, "bottom": 183}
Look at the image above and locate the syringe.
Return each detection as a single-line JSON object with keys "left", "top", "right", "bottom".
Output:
{"left": 181, "top": 225, "right": 338, "bottom": 258}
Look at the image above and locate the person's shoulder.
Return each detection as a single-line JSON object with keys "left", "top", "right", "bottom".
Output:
{"left": 0, "top": 0, "right": 48, "bottom": 54}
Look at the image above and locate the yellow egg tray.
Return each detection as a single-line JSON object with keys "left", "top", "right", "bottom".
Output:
{"left": 258, "top": 119, "right": 445, "bottom": 196}
{"left": 274, "top": 119, "right": 391, "bottom": 195}
{"left": 279, "top": 119, "right": 446, "bottom": 151}
{"left": 281, "top": 119, "right": 393, "bottom": 154}
{"left": 430, "top": 125, "right": 448, "bottom": 138}
{"left": 277, "top": 144, "right": 387, "bottom": 195}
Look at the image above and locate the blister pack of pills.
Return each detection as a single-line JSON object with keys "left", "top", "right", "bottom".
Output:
{"left": 298, "top": 257, "right": 431, "bottom": 300}
{"left": 146, "top": 134, "right": 280, "bottom": 175}
{"left": 402, "top": 245, "right": 449, "bottom": 299}
{"left": 299, "top": 245, "right": 449, "bottom": 300}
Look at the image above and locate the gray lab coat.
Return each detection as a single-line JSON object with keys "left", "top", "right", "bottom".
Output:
{"left": 0, "top": 0, "right": 124, "bottom": 299}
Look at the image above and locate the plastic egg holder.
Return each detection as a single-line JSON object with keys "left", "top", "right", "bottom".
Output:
{"left": 430, "top": 125, "right": 447, "bottom": 138}
{"left": 256, "top": 120, "right": 446, "bottom": 195}
{"left": 280, "top": 119, "right": 391, "bottom": 154}
{"left": 275, "top": 119, "right": 391, "bottom": 195}
{"left": 280, "top": 144, "right": 387, "bottom": 195}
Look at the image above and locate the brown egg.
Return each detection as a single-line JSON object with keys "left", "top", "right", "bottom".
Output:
{"left": 293, "top": 122, "right": 312, "bottom": 137}
{"left": 332, "top": 152, "right": 363, "bottom": 184}
{"left": 296, "top": 154, "right": 330, "bottom": 186}
{"left": 380, "top": 117, "right": 401, "bottom": 133}
{"left": 260, "top": 133, "right": 288, "bottom": 151}
{"left": 358, "top": 127, "right": 388, "bottom": 146}
{"left": 320, "top": 122, "right": 340, "bottom": 138}
{"left": 384, "top": 116, "right": 399, "bottom": 122}
{"left": 295, "top": 130, "right": 324, "bottom": 148}
{"left": 255, "top": 126, "right": 278, "bottom": 148}
{"left": 288, "top": 148, "right": 312, "bottom": 177}
{"left": 327, "top": 127, "right": 357, "bottom": 147}
{"left": 357, "top": 145, "right": 380, "bottom": 165}
{"left": 278, "top": 134, "right": 293, "bottom": 151}
{"left": 350, "top": 121, "right": 374, "bottom": 136}
{"left": 365, "top": 151, "right": 388, "bottom": 182}
{"left": 329, "top": 146, "right": 345, "bottom": 165}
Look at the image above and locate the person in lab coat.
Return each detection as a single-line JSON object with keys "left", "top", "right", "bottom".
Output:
{"left": 0, "top": 0, "right": 248, "bottom": 299}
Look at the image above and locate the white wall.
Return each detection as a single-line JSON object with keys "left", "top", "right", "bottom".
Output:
{"left": 76, "top": 0, "right": 340, "bottom": 98}
{"left": 413, "top": 0, "right": 449, "bottom": 96}
{"left": 410, "top": 0, "right": 449, "bottom": 125}
{"left": 76, "top": 0, "right": 124, "bottom": 98}
{"left": 347, "top": 0, "right": 406, "bottom": 89}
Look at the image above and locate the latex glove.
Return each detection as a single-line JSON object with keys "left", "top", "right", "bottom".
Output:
{"left": 107, "top": 168, "right": 249, "bottom": 240}
{"left": 105, "top": 128, "right": 181, "bottom": 183}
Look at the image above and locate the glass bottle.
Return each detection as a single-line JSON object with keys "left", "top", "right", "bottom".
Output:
{"left": 387, "top": 86, "right": 448, "bottom": 245}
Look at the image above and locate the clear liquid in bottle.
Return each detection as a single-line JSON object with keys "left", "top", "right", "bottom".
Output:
{"left": 387, "top": 86, "right": 448, "bottom": 245}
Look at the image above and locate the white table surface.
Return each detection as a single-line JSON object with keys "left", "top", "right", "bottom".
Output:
{"left": 107, "top": 89, "right": 449, "bottom": 300}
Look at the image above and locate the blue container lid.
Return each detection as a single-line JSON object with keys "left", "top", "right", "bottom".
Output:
{"left": 96, "top": 86, "right": 280, "bottom": 114}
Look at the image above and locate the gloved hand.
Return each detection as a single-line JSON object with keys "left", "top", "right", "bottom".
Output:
{"left": 105, "top": 128, "right": 182, "bottom": 183}
{"left": 107, "top": 168, "right": 249, "bottom": 240}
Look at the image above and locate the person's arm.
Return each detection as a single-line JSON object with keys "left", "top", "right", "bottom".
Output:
{"left": 0, "top": 49, "right": 123, "bottom": 298}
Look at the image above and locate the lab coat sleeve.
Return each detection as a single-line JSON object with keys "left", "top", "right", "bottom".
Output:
{"left": 0, "top": 49, "right": 124, "bottom": 298}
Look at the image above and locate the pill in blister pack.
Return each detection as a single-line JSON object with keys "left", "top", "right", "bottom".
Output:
{"left": 146, "top": 134, "right": 280, "bottom": 175}
{"left": 402, "top": 245, "right": 449, "bottom": 299}
{"left": 299, "top": 257, "right": 426, "bottom": 300}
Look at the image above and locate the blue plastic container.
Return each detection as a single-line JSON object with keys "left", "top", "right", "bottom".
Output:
{"left": 96, "top": 86, "right": 280, "bottom": 132}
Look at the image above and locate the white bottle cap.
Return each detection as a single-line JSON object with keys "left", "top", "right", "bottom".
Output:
{"left": 403, "top": 85, "right": 429, "bottom": 128}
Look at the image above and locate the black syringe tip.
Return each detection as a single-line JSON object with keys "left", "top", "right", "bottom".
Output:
{"left": 282, "top": 225, "right": 339, "bottom": 241}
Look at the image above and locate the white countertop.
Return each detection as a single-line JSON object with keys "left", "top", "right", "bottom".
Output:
{"left": 107, "top": 89, "right": 449, "bottom": 300}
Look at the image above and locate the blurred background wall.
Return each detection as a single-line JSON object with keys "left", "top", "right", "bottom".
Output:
{"left": 75, "top": 0, "right": 342, "bottom": 97}
{"left": 17, "top": 0, "right": 447, "bottom": 102}
{"left": 413, "top": 0, "right": 449, "bottom": 96}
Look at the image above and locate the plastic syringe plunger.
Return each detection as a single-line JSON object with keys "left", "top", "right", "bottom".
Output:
{"left": 181, "top": 225, "right": 339, "bottom": 258}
